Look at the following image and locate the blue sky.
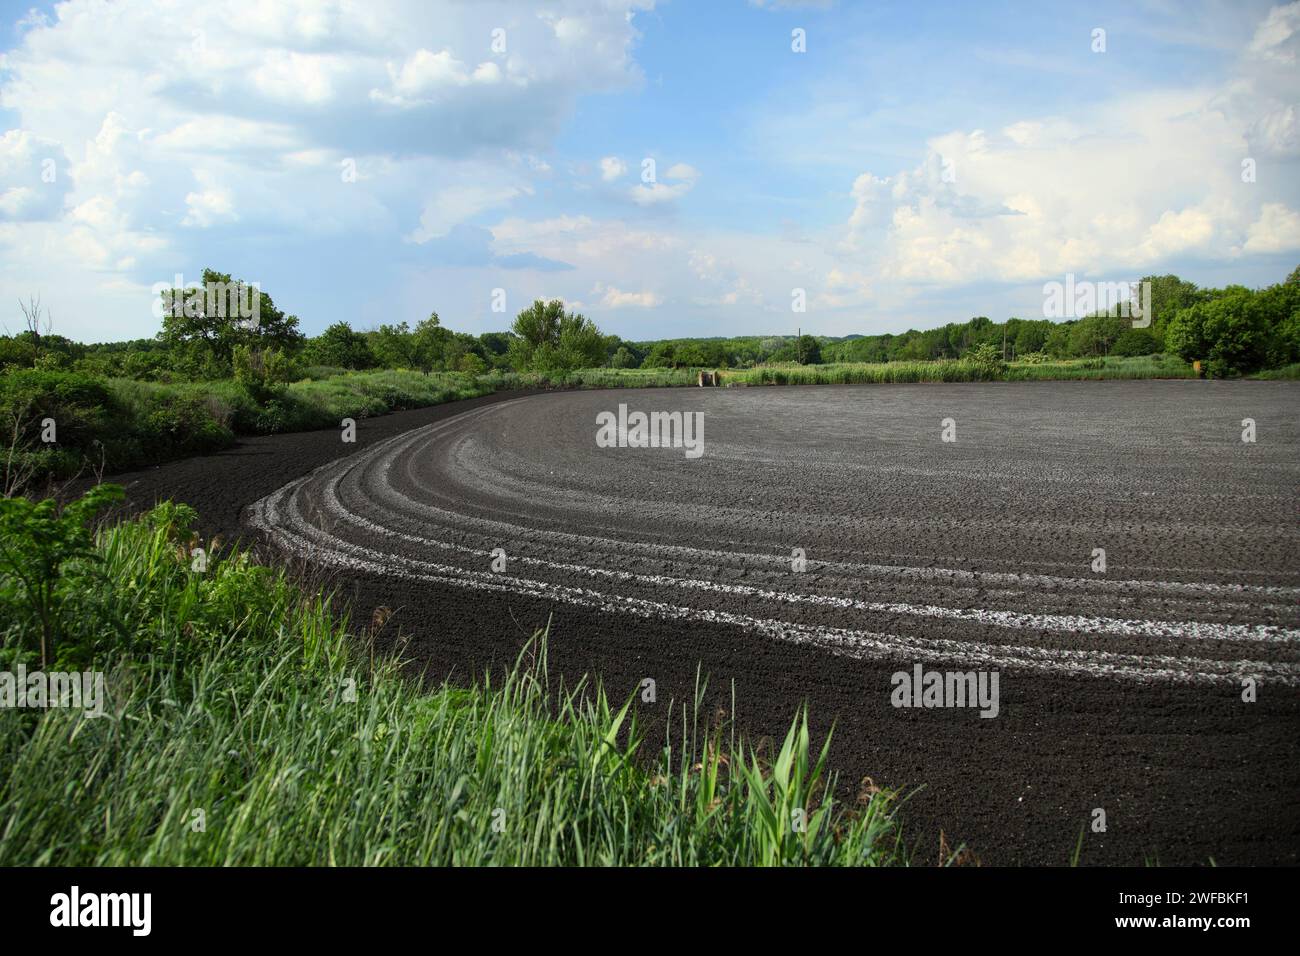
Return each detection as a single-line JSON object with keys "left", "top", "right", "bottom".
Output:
{"left": 1, "top": 0, "right": 1297, "bottom": 343}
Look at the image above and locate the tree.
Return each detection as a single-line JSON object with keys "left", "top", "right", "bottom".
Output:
{"left": 17, "top": 295, "right": 50, "bottom": 364}
{"left": 305, "top": 322, "right": 374, "bottom": 370}
{"left": 1140, "top": 274, "right": 1205, "bottom": 345}
{"left": 410, "top": 314, "right": 451, "bottom": 375}
{"left": 1012, "top": 320, "right": 1050, "bottom": 358}
{"left": 556, "top": 312, "right": 605, "bottom": 369}
{"left": 159, "top": 269, "right": 302, "bottom": 369}
{"left": 1166, "top": 286, "right": 1270, "bottom": 376}
{"left": 370, "top": 322, "right": 418, "bottom": 369}
{"left": 1261, "top": 268, "right": 1300, "bottom": 367}
{"left": 1110, "top": 328, "right": 1161, "bottom": 357}
{"left": 478, "top": 331, "right": 515, "bottom": 369}
{"left": 795, "top": 334, "right": 822, "bottom": 365}
{"left": 508, "top": 299, "right": 605, "bottom": 371}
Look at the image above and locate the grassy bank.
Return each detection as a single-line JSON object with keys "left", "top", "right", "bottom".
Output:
{"left": 0, "top": 492, "right": 905, "bottom": 866}
{"left": 1, "top": 369, "right": 496, "bottom": 490}
{"left": 1, "top": 354, "right": 1209, "bottom": 489}
{"left": 1250, "top": 362, "right": 1300, "bottom": 380}
{"left": 727, "top": 353, "right": 1195, "bottom": 386}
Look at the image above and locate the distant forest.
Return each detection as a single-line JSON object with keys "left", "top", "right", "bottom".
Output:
{"left": 4, "top": 265, "right": 1298, "bottom": 381}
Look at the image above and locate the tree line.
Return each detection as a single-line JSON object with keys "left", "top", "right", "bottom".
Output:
{"left": 3, "top": 265, "right": 1297, "bottom": 381}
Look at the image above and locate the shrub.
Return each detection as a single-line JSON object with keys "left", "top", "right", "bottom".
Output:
{"left": 961, "top": 343, "right": 1007, "bottom": 380}
{"left": 0, "top": 484, "right": 125, "bottom": 668}
{"left": 233, "top": 345, "right": 296, "bottom": 403}
{"left": 1166, "top": 287, "right": 1272, "bottom": 377}
{"left": 1110, "top": 328, "right": 1162, "bottom": 357}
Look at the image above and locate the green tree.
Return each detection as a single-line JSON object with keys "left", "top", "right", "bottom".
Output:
{"left": 508, "top": 300, "right": 604, "bottom": 371}
{"left": 1166, "top": 286, "right": 1271, "bottom": 376}
{"left": 370, "top": 322, "right": 418, "bottom": 369}
{"left": 1140, "top": 274, "right": 1205, "bottom": 345}
{"left": 795, "top": 334, "right": 822, "bottom": 365}
{"left": 478, "top": 331, "right": 515, "bottom": 369}
{"left": 305, "top": 322, "right": 374, "bottom": 370}
{"left": 410, "top": 314, "right": 451, "bottom": 374}
{"left": 159, "top": 269, "right": 302, "bottom": 370}
{"left": 1110, "top": 328, "right": 1161, "bottom": 357}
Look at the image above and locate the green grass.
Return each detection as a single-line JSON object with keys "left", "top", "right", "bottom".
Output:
{"left": 0, "top": 496, "right": 906, "bottom": 866}
{"left": 1, "top": 369, "right": 500, "bottom": 488}
{"left": 1250, "top": 362, "right": 1300, "bottom": 380}
{"left": 113, "top": 368, "right": 494, "bottom": 436}
{"left": 2, "top": 354, "right": 1210, "bottom": 489}
{"left": 478, "top": 366, "right": 701, "bottom": 389}
{"left": 723, "top": 354, "right": 1195, "bottom": 386}
{"left": 1003, "top": 353, "right": 1195, "bottom": 380}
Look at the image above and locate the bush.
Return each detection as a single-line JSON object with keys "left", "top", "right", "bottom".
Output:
{"left": 1167, "top": 287, "right": 1272, "bottom": 377}
{"left": 233, "top": 345, "right": 296, "bottom": 404}
{"left": 0, "top": 484, "right": 125, "bottom": 668}
{"left": 0, "top": 370, "right": 114, "bottom": 447}
{"left": 961, "top": 343, "right": 1007, "bottom": 380}
{"left": 1110, "top": 328, "right": 1162, "bottom": 357}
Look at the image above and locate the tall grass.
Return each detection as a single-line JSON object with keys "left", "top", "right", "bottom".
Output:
{"left": 724, "top": 354, "right": 1194, "bottom": 386}
{"left": 480, "top": 366, "right": 701, "bottom": 389}
{"left": 112, "top": 369, "right": 494, "bottom": 436}
{"left": 0, "top": 500, "right": 904, "bottom": 866}
{"left": 1250, "top": 362, "right": 1300, "bottom": 380}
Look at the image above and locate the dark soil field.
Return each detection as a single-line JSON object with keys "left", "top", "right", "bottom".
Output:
{"left": 96, "top": 381, "right": 1300, "bottom": 865}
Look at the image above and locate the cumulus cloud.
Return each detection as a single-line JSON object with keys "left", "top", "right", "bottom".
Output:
{"left": 0, "top": 0, "right": 651, "bottom": 339}
{"left": 596, "top": 283, "right": 662, "bottom": 308}
{"left": 841, "top": 39, "right": 1300, "bottom": 285}
{"left": 1243, "top": 202, "right": 1300, "bottom": 254}
{"left": 408, "top": 182, "right": 529, "bottom": 243}
{"left": 629, "top": 162, "right": 700, "bottom": 206}
{"left": 0, "top": 129, "right": 70, "bottom": 221}
{"left": 599, "top": 156, "right": 627, "bottom": 181}
{"left": 182, "top": 171, "right": 238, "bottom": 228}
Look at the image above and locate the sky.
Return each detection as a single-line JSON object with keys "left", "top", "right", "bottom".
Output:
{"left": 0, "top": 0, "right": 1297, "bottom": 344}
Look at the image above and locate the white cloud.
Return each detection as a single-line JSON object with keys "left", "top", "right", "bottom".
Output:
{"left": 630, "top": 161, "right": 700, "bottom": 206}
{"left": 1243, "top": 202, "right": 1300, "bottom": 254}
{"left": 599, "top": 156, "right": 627, "bottom": 181}
{"left": 0, "top": 129, "right": 69, "bottom": 221}
{"left": 371, "top": 48, "right": 508, "bottom": 107}
{"left": 842, "top": 77, "right": 1297, "bottom": 284}
{"left": 182, "top": 170, "right": 238, "bottom": 228}
{"left": 0, "top": 0, "right": 652, "bottom": 340}
{"left": 1249, "top": 2, "right": 1300, "bottom": 63}
{"left": 408, "top": 182, "right": 528, "bottom": 243}
{"left": 596, "top": 283, "right": 661, "bottom": 308}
